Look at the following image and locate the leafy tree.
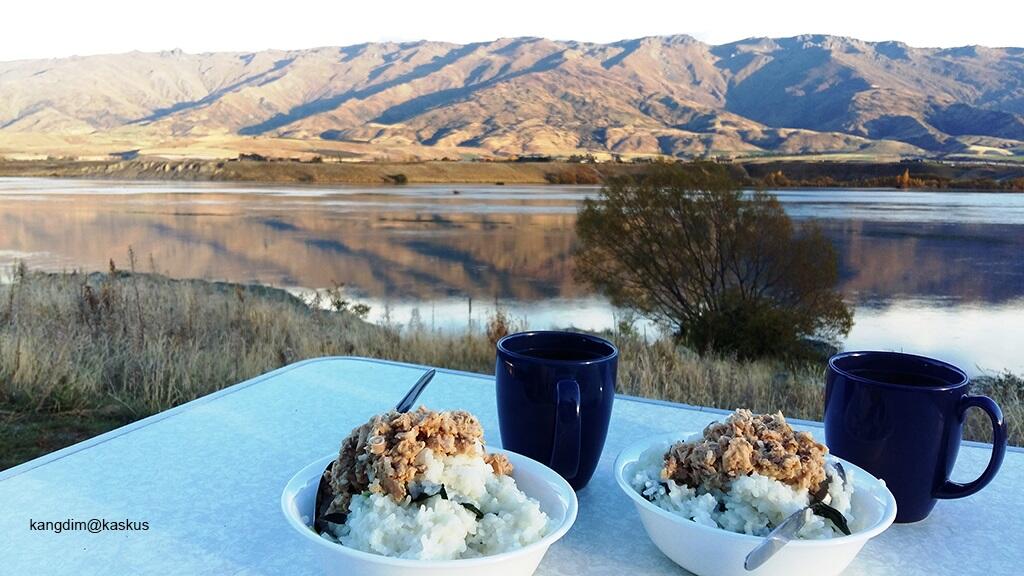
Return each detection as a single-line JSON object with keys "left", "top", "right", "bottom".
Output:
{"left": 762, "top": 170, "right": 791, "bottom": 187}
{"left": 574, "top": 163, "right": 853, "bottom": 360}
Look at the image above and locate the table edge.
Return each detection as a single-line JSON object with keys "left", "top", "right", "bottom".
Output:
{"left": 0, "top": 356, "right": 340, "bottom": 481}
{"left": 3, "top": 355, "right": 1017, "bottom": 482}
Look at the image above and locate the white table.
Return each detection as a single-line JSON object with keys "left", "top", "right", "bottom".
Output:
{"left": 2, "top": 357, "right": 1021, "bottom": 575}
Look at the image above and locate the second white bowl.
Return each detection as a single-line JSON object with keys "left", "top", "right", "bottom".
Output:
{"left": 614, "top": 432, "right": 897, "bottom": 576}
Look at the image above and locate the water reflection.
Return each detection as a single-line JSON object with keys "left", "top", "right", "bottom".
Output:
{"left": 823, "top": 220, "right": 1024, "bottom": 303}
{"left": 1, "top": 179, "right": 1022, "bottom": 373}
{"left": 845, "top": 299, "right": 1024, "bottom": 375}
{"left": 0, "top": 181, "right": 584, "bottom": 300}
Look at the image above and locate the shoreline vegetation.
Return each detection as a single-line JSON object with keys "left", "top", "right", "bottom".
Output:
{"left": 1, "top": 157, "right": 1024, "bottom": 190}
{"left": 1, "top": 268, "right": 1019, "bottom": 471}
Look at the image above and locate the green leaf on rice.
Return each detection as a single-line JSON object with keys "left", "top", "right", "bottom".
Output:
{"left": 460, "top": 502, "right": 485, "bottom": 519}
{"left": 810, "top": 502, "right": 851, "bottom": 535}
{"left": 409, "top": 484, "right": 485, "bottom": 519}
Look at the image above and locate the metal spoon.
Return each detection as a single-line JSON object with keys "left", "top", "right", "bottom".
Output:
{"left": 395, "top": 369, "right": 436, "bottom": 413}
{"left": 834, "top": 461, "right": 847, "bottom": 484}
{"left": 744, "top": 507, "right": 813, "bottom": 571}
{"left": 744, "top": 462, "right": 848, "bottom": 571}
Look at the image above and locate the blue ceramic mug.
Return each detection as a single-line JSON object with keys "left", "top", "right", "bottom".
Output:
{"left": 825, "top": 351, "right": 1008, "bottom": 523}
{"left": 495, "top": 331, "right": 617, "bottom": 490}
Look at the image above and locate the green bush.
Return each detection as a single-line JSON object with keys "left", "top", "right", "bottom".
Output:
{"left": 574, "top": 163, "right": 852, "bottom": 360}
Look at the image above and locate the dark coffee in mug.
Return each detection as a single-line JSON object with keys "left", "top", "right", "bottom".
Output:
{"left": 825, "top": 351, "right": 1008, "bottom": 523}
{"left": 495, "top": 331, "right": 617, "bottom": 490}
{"left": 516, "top": 348, "right": 608, "bottom": 361}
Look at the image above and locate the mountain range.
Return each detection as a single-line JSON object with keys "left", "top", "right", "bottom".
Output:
{"left": 2, "top": 35, "right": 1023, "bottom": 160}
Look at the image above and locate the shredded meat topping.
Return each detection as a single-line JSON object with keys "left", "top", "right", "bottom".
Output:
{"left": 485, "top": 452, "right": 514, "bottom": 476}
{"left": 327, "top": 407, "right": 511, "bottom": 513}
{"left": 662, "top": 409, "right": 827, "bottom": 491}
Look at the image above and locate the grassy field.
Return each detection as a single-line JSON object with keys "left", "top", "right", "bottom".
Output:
{"left": 1, "top": 268, "right": 1019, "bottom": 470}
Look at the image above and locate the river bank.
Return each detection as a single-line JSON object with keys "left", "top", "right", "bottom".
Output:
{"left": 2, "top": 157, "right": 1024, "bottom": 189}
{"left": 0, "top": 158, "right": 629, "bottom": 185}
{"left": 1, "top": 269, "right": 1019, "bottom": 470}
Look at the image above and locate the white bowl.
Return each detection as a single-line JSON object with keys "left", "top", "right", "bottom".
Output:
{"left": 614, "top": 432, "right": 897, "bottom": 576}
{"left": 281, "top": 449, "right": 578, "bottom": 576}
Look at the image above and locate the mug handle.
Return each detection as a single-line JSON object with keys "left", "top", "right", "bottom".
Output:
{"left": 550, "top": 379, "right": 581, "bottom": 480}
{"left": 934, "top": 394, "right": 1008, "bottom": 500}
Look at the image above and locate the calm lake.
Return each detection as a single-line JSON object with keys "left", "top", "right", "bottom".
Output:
{"left": 1, "top": 178, "right": 1022, "bottom": 375}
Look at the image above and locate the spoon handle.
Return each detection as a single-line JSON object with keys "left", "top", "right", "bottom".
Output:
{"left": 744, "top": 507, "right": 811, "bottom": 571}
{"left": 395, "top": 369, "right": 436, "bottom": 413}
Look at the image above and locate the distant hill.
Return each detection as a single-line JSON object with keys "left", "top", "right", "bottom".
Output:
{"left": 2, "top": 35, "right": 1023, "bottom": 160}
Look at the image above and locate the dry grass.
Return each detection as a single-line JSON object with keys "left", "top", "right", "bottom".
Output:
{"left": 0, "top": 267, "right": 1019, "bottom": 470}
{"left": 0, "top": 266, "right": 512, "bottom": 416}
{"left": 966, "top": 372, "right": 1024, "bottom": 445}
{"left": 614, "top": 337, "right": 826, "bottom": 418}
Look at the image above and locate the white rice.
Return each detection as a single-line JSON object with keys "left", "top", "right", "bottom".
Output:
{"left": 628, "top": 440, "right": 855, "bottom": 539}
{"left": 322, "top": 449, "right": 550, "bottom": 560}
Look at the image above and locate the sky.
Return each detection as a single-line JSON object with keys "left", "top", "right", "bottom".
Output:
{"left": 2, "top": 0, "right": 1022, "bottom": 61}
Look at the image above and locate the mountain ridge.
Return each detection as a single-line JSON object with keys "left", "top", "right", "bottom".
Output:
{"left": 1, "top": 34, "right": 1023, "bottom": 160}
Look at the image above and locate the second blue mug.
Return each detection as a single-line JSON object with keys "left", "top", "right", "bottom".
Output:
{"left": 825, "top": 351, "right": 1008, "bottom": 523}
{"left": 495, "top": 331, "right": 617, "bottom": 490}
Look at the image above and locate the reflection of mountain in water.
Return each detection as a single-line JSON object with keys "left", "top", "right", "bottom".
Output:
{"left": 819, "top": 220, "right": 1024, "bottom": 304}
{"left": 0, "top": 191, "right": 581, "bottom": 300}
{"left": 0, "top": 183, "right": 1022, "bottom": 307}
